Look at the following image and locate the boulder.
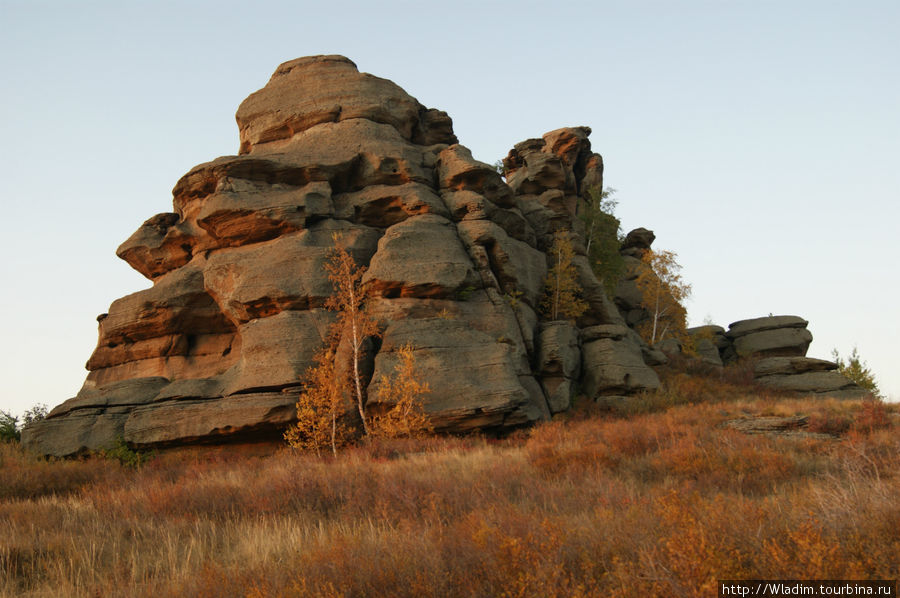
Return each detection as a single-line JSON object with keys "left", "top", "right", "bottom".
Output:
{"left": 620, "top": 227, "right": 655, "bottom": 258}
{"left": 686, "top": 325, "right": 727, "bottom": 366}
{"left": 725, "top": 315, "right": 812, "bottom": 359}
{"left": 580, "top": 325, "right": 660, "bottom": 398}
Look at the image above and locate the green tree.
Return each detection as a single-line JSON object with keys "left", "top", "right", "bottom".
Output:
{"left": 0, "top": 404, "right": 47, "bottom": 443}
{"left": 831, "top": 347, "right": 881, "bottom": 398}
{"left": 634, "top": 248, "right": 691, "bottom": 345}
{"left": 580, "top": 186, "right": 625, "bottom": 296}
{"left": 0, "top": 411, "right": 19, "bottom": 442}
{"left": 540, "top": 231, "right": 588, "bottom": 321}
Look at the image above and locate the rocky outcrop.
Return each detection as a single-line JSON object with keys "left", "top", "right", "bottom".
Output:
{"left": 754, "top": 357, "right": 867, "bottom": 399}
{"left": 24, "top": 55, "right": 659, "bottom": 457}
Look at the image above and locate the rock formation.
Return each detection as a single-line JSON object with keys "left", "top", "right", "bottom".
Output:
{"left": 611, "top": 230, "right": 865, "bottom": 398}
{"left": 24, "top": 55, "right": 659, "bottom": 457}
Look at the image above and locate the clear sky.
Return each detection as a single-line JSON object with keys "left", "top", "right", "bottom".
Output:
{"left": 1, "top": 0, "right": 897, "bottom": 418}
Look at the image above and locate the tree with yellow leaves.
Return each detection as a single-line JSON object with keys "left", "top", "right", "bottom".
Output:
{"left": 285, "top": 238, "right": 382, "bottom": 454}
{"left": 368, "top": 342, "right": 432, "bottom": 439}
{"left": 540, "top": 231, "right": 588, "bottom": 321}
{"left": 284, "top": 345, "right": 349, "bottom": 456}
{"left": 324, "top": 237, "right": 382, "bottom": 435}
{"left": 634, "top": 248, "right": 692, "bottom": 345}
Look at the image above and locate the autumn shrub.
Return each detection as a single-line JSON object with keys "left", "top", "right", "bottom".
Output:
{"left": 851, "top": 395, "right": 891, "bottom": 433}
{"left": 0, "top": 442, "right": 123, "bottom": 500}
{"left": 806, "top": 412, "right": 852, "bottom": 436}
{"left": 368, "top": 343, "right": 432, "bottom": 440}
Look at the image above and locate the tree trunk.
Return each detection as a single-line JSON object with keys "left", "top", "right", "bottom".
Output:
{"left": 348, "top": 282, "right": 369, "bottom": 435}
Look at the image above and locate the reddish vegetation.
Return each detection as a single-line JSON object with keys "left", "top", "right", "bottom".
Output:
{"left": 2, "top": 364, "right": 898, "bottom": 597}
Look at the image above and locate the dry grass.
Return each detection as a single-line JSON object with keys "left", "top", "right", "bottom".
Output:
{"left": 2, "top": 364, "right": 898, "bottom": 597}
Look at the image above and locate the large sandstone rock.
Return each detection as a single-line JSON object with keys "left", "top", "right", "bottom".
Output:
{"left": 536, "top": 321, "right": 581, "bottom": 413}
{"left": 24, "top": 56, "right": 658, "bottom": 457}
{"left": 581, "top": 325, "right": 660, "bottom": 398}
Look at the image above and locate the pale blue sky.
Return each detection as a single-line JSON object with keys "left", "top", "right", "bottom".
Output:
{"left": 1, "top": 0, "right": 897, "bottom": 417}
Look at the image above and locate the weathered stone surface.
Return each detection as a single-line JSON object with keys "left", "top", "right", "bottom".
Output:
{"left": 655, "top": 338, "right": 680, "bottom": 355}
{"left": 364, "top": 214, "right": 481, "bottom": 299}
{"left": 24, "top": 56, "right": 659, "bottom": 457}
{"left": 753, "top": 356, "right": 867, "bottom": 398}
{"left": 116, "top": 213, "right": 197, "bottom": 280}
{"left": 756, "top": 371, "right": 867, "bottom": 398}
{"left": 437, "top": 145, "right": 514, "bottom": 207}
{"left": 457, "top": 219, "right": 546, "bottom": 308}
{"left": 732, "top": 327, "right": 813, "bottom": 359}
{"left": 224, "top": 309, "right": 334, "bottom": 395}
{"left": 620, "top": 227, "right": 655, "bottom": 258}
{"left": 581, "top": 325, "right": 660, "bottom": 397}
{"left": 123, "top": 393, "right": 297, "bottom": 446}
{"left": 196, "top": 180, "right": 333, "bottom": 246}
{"left": 727, "top": 315, "right": 809, "bottom": 338}
{"left": 719, "top": 316, "right": 814, "bottom": 360}
{"left": 693, "top": 338, "right": 724, "bottom": 366}
{"left": 367, "top": 314, "right": 548, "bottom": 431}
{"left": 333, "top": 183, "right": 449, "bottom": 227}
{"left": 536, "top": 322, "right": 581, "bottom": 412}
{"left": 754, "top": 356, "right": 838, "bottom": 377}
{"left": 21, "top": 410, "right": 130, "bottom": 457}
{"left": 204, "top": 220, "right": 380, "bottom": 323}
{"left": 235, "top": 55, "right": 456, "bottom": 154}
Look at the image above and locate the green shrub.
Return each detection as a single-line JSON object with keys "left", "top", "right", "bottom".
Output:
{"left": 580, "top": 186, "right": 625, "bottom": 296}
{"left": 831, "top": 347, "right": 881, "bottom": 398}
{"left": 101, "top": 437, "right": 151, "bottom": 468}
{"left": 0, "top": 410, "right": 20, "bottom": 442}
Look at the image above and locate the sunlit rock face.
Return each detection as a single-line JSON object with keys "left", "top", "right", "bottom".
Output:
{"left": 24, "top": 55, "right": 658, "bottom": 457}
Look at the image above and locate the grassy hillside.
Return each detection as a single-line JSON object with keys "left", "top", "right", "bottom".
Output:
{"left": 2, "top": 362, "right": 897, "bottom": 598}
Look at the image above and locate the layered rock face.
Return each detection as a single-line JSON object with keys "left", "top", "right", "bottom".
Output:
{"left": 753, "top": 357, "right": 868, "bottom": 399}
{"left": 24, "top": 55, "right": 658, "bottom": 457}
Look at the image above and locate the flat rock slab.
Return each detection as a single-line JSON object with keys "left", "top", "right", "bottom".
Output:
{"left": 723, "top": 415, "right": 837, "bottom": 440}
{"left": 756, "top": 370, "right": 867, "bottom": 398}
{"left": 754, "top": 356, "right": 838, "bottom": 377}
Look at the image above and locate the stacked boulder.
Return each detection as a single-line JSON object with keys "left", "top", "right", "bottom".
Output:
{"left": 689, "top": 316, "right": 866, "bottom": 399}
{"left": 613, "top": 227, "right": 655, "bottom": 328}
{"left": 722, "top": 316, "right": 812, "bottom": 362}
{"left": 24, "top": 55, "right": 659, "bottom": 457}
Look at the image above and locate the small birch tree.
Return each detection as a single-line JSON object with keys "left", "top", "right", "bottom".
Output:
{"left": 634, "top": 248, "right": 691, "bottom": 345}
{"left": 324, "top": 238, "right": 381, "bottom": 435}
{"left": 540, "top": 231, "right": 588, "bottom": 321}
